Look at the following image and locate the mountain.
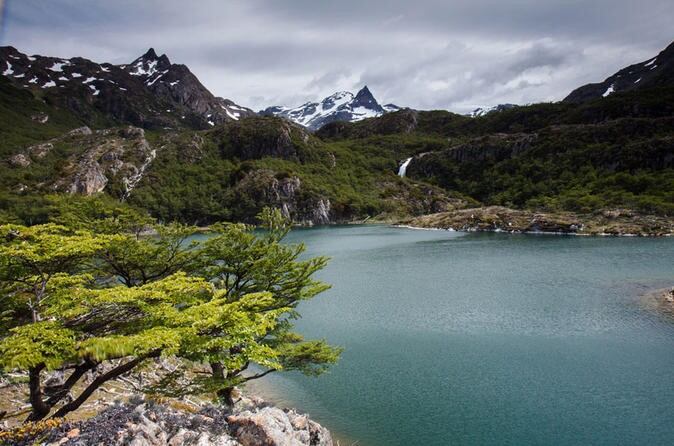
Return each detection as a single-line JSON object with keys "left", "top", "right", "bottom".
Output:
{"left": 260, "top": 86, "right": 398, "bottom": 131}
{"left": 1, "top": 42, "right": 673, "bottom": 229}
{"left": 564, "top": 40, "right": 674, "bottom": 103}
{"left": 468, "top": 103, "right": 518, "bottom": 118}
{"left": 0, "top": 46, "right": 254, "bottom": 129}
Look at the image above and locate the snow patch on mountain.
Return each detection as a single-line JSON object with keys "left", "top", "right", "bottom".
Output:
{"left": 468, "top": 103, "right": 518, "bottom": 118}
{"left": 602, "top": 84, "right": 615, "bottom": 97}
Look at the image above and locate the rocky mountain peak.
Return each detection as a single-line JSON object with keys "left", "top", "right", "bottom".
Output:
{"left": 352, "top": 85, "right": 384, "bottom": 114}
{"left": 261, "top": 86, "right": 397, "bottom": 131}
{"left": 127, "top": 48, "right": 172, "bottom": 77}
{"left": 353, "top": 85, "right": 375, "bottom": 103}
{"left": 142, "top": 47, "right": 158, "bottom": 59}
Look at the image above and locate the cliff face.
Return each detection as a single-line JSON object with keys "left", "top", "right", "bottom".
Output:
{"left": 232, "top": 169, "right": 332, "bottom": 225}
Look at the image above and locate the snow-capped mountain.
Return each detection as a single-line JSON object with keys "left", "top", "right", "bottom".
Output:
{"left": 0, "top": 46, "right": 254, "bottom": 129}
{"left": 468, "top": 103, "right": 518, "bottom": 118}
{"left": 564, "top": 41, "right": 674, "bottom": 103}
{"left": 261, "top": 86, "right": 398, "bottom": 131}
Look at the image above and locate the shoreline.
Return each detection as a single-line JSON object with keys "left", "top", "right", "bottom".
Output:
{"left": 397, "top": 206, "right": 674, "bottom": 237}
{"left": 393, "top": 223, "right": 671, "bottom": 237}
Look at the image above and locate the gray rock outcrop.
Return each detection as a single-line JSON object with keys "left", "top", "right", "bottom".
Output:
{"left": 40, "top": 396, "right": 332, "bottom": 446}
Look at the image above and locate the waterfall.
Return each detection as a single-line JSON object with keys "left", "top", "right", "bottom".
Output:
{"left": 398, "top": 157, "right": 413, "bottom": 177}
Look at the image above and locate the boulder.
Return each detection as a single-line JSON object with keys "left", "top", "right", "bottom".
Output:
{"left": 8, "top": 153, "right": 31, "bottom": 167}
{"left": 31, "top": 112, "right": 49, "bottom": 124}
{"left": 227, "top": 407, "right": 332, "bottom": 446}
{"left": 28, "top": 142, "right": 54, "bottom": 159}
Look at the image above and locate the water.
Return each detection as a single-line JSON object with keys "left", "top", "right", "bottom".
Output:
{"left": 398, "top": 157, "right": 412, "bottom": 177}
{"left": 245, "top": 225, "right": 674, "bottom": 446}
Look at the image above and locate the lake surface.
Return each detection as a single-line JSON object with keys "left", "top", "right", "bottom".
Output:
{"left": 247, "top": 225, "right": 674, "bottom": 446}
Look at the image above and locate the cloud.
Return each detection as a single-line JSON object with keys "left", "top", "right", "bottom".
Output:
{"left": 2, "top": 0, "right": 673, "bottom": 113}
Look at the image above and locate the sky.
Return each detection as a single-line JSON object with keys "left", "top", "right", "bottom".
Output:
{"left": 1, "top": 0, "right": 673, "bottom": 113}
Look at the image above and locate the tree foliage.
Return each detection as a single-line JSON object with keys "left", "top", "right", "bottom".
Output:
{"left": 0, "top": 200, "right": 340, "bottom": 422}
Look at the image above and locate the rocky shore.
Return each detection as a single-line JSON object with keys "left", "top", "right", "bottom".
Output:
{"left": 0, "top": 395, "right": 332, "bottom": 446}
{"left": 401, "top": 206, "right": 674, "bottom": 236}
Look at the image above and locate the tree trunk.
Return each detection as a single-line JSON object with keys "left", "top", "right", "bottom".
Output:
{"left": 210, "top": 362, "right": 236, "bottom": 406}
{"left": 217, "top": 386, "right": 236, "bottom": 406}
{"left": 51, "top": 352, "right": 157, "bottom": 419}
{"left": 26, "top": 366, "right": 51, "bottom": 422}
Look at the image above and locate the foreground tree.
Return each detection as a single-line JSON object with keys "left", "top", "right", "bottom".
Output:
{"left": 0, "top": 201, "right": 340, "bottom": 421}
{"left": 0, "top": 224, "right": 283, "bottom": 421}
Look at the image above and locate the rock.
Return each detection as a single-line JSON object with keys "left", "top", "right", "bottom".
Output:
{"left": 8, "top": 153, "right": 31, "bottom": 167}
{"left": 310, "top": 199, "right": 331, "bottom": 225}
{"left": 28, "top": 142, "right": 54, "bottom": 159}
{"left": 31, "top": 112, "right": 49, "bottom": 123}
{"left": 120, "top": 126, "right": 145, "bottom": 139}
{"left": 228, "top": 406, "right": 332, "bottom": 446}
{"left": 168, "top": 428, "right": 198, "bottom": 446}
{"left": 232, "top": 169, "right": 333, "bottom": 225}
{"left": 66, "top": 126, "right": 93, "bottom": 137}
{"left": 49, "top": 126, "right": 155, "bottom": 197}
{"left": 66, "top": 428, "right": 80, "bottom": 438}
{"left": 37, "top": 396, "right": 331, "bottom": 446}
{"left": 67, "top": 160, "right": 109, "bottom": 195}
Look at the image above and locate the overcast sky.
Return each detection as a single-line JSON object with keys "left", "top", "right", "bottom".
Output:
{"left": 1, "top": 0, "right": 673, "bottom": 113}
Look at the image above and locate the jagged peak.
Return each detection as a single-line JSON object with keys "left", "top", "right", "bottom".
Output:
{"left": 131, "top": 48, "right": 170, "bottom": 65}
{"left": 143, "top": 48, "right": 158, "bottom": 59}
{"left": 355, "top": 85, "right": 374, "bottom": 100}
{"left": 352, "top": 85, "right": 383, "bottom": 112}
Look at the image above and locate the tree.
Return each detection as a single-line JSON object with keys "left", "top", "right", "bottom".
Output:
{"left": 194, "top": 208, "right": 342, "bottom": 404}
{"left": 0, "top": 224, "right": 283, "bottom": 421}
{"left": 0, "top": 205, "right": 340, "bottom": 420}
{"left": 0, "top": 223, "right": 115, "bottom": 420}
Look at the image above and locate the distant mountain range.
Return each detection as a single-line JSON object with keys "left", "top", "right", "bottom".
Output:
{"left": 2, "top": 40, "right": 673, "bottom": 132}
{"left": 564, "top": 41, "right": 674, "bottom": 103}
{"left": 260, "top": 86, "right": 400, "bottom": 131}
{"left": 0, "top": 46, "right": 255, "bottom": 129}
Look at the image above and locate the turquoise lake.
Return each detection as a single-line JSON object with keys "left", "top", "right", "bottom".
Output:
{"left": 247, "top": 225, "right": 674, "bottom": 446}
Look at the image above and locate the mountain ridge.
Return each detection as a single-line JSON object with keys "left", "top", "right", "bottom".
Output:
{"left": 0, "top": 46, "right": 255, "bottom": 130}
{"left": 564, "top": 41, "right": 674, "bottom": 103}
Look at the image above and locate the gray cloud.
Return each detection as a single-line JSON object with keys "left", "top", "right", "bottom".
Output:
{"left": 2, "top": 0, "right": 673, "bottom": 113}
